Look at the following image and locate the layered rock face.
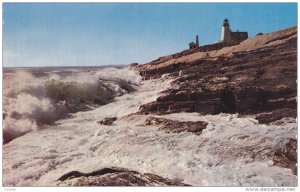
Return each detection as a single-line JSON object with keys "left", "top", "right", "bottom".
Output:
{"left": 134, "top": 27, "right": 297, "bottom": 123}
{"left": 57, "top": 167, "right": 189, "bottom": 186}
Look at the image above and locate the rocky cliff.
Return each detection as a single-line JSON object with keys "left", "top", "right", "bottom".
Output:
{"left": 134, "top": 27, "right": 297, "bottom": 124}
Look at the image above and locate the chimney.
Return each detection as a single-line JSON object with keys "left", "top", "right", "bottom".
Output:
{"left": 196, "top": 35, "right": 199, "bottom": 48}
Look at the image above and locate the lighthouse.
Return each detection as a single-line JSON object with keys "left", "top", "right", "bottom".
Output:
{"left": 189, "top": 18, "right": 248, "bottom": 48}
{"left": 221, "top": 18, "right": 232, "bottom": 43}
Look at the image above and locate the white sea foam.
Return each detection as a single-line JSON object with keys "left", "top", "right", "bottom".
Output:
{"left": 2, "top": 68, "right": 297, "bottom": 186}
{"left": 3, "top": 67, "right": 141, "bottom": 143}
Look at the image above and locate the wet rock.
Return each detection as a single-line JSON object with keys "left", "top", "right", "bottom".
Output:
{"left": 57, "top": 167, "right": 190, "bottom": 186}
{"left": 273, "top": 139, "right": 297, "bottom": 175}
{"left": 145, "top": 117, "right": 208, "bottom": 135}
{"left": 255, "top": 108, "right": 296, "bottom": 124}
{"left": 97, "top": 117, "right": 117, "bottom": 125}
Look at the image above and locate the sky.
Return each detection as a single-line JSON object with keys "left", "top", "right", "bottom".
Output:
{"left": 3, "top": 3, "right": 298, "bottom": 67}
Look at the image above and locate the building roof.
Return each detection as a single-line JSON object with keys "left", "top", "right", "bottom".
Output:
{"left": 231, "top": 31, "right": 248, "bottom": 42}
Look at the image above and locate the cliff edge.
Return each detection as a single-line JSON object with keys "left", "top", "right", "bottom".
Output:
{"left": 133, "top": 26, "right": 297, "bottom": 124}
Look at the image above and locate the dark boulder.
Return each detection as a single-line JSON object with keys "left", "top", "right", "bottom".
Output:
{"left": 58, "top": 166, "right": 190, "bottom": 186}
{"left": 97, "top": 117, "right": 117, "bottom": 125}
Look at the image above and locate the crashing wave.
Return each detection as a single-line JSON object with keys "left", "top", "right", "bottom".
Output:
{"left": 3, "top": 67, "right": 141, "bottom": 143}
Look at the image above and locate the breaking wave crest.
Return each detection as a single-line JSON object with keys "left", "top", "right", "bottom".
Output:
{"left": 3, "top": 67, "right": 141, "bottom": 143}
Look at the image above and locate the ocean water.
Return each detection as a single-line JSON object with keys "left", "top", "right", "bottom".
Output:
{"left": 3, "top": 66, "right": 141, "bottom": 143}
{"left": 2, "top": 66, "right": 297, "bottom": 186}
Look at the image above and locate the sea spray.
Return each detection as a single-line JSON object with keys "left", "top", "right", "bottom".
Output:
{"left": 3, "top": 67, "right": 141, "bottom": 143}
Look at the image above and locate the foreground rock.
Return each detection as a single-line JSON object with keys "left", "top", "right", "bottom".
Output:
{"left": 145, "top": 117, "right": 207, "bottom": 135}
{"left": 273, "top": 139, "right": 297, "bottom": 175}
{"left": 134, "top": 27, "right": 297, "bottom": 124}
{"left": 57, "top": 167, "right": 190, "bottom": 186}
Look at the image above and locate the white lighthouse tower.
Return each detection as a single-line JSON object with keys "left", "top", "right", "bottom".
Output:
{"left": 221, "top": 18, "right": 231, "bottom": 43}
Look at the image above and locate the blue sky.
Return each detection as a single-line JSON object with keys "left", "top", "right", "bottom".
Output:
{"left": 3, "top": 3, "right": 297, "bottom": 67}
